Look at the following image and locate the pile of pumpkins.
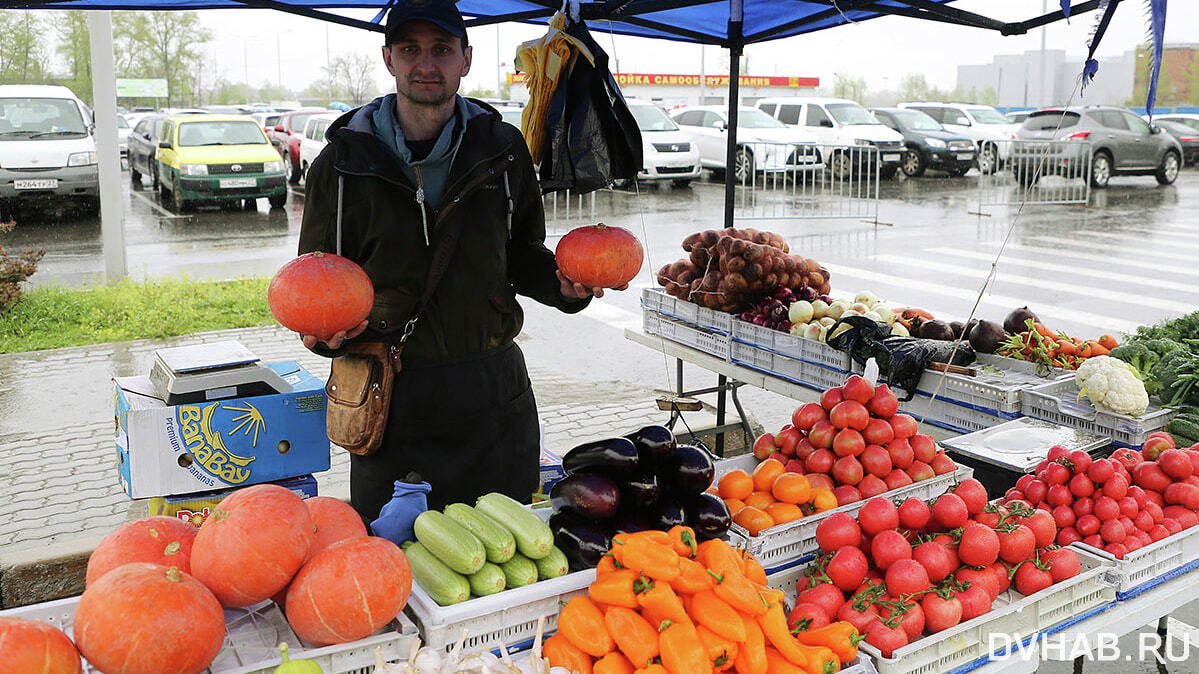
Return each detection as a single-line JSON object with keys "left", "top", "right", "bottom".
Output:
{"left": 0, "top": 484, "right": 412, "bottom": 674}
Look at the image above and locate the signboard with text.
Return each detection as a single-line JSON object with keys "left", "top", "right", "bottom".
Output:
{"left": 507, "top": 72, "right": 818, "bottom": 88}
{"left": 116, "top": 78, "right": 169, "bottom": 98}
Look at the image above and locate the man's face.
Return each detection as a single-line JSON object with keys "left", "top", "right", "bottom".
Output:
{"left": 383, "top": 20, "right": 472, "bottom": 107}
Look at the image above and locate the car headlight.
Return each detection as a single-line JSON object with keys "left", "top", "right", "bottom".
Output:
{"left": 265, "top": 160, "right": 285, "bottom": 173}
{"left": 67, "top": 151, "right": 97, "bottom": 167}
{"left": 853, "top": 138, "right": 873, "bottom": 146}
{"left": 926, "top": 138, "right": 947, "bottom": 149}
{"left": 181, "top": 164, "right": 208, "bottom": 176}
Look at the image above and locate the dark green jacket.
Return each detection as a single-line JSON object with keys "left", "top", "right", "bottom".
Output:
{"left": 299, "top": 96, "right": 588, "bottom": 365}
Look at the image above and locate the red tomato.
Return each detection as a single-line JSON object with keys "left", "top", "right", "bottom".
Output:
{"left": 885, "top": 558, "right": 931, "bottom": 595}
{"left": 787, "top": 602, "right": 832, "bottom": 633}
{"left": 862, "top": 418, "right": 895, "bottom": 446}
{"left": 832, "top": 456, "right": 865, "bottom": 486}
{"left": 841, "top": 375, "right": 875, "bottom": 404}
{"left": 1068, "top": 473, "right": 1094, "bottom": 498}
{"left": 889, "top": 414, "right": 919, "bottom": 440}
{"left": 884, "top": 469, "right": 915, "bottom": 491}
{"left": 1047, "top": 445, "right": 1069, "bottom": 462}
{"left": 1046, "top": 485, "right": 1073, "bottom": 508}
{"left": 876, "top": 600, "right": 924, "bottom": 641}
{"left": 1067, "top": 450, "right": 1093, "bottom": 475}
{"left": 1093, "top": 496, "right": 1119, "bottom": 522}
{"left": 1102, "top": 474, "right": 1129, "bottom": 500}
{"left": 807, "top": 448, "right": 835, "bottom": 474}
{"left": 864, "top": 623, "right": 909, "bottom": 658}
{"left": 1024, "top": 479, "right": 1049, "bottom": 505}
{"left": 871, "top": 530, "right": 913, "bottom": 570}
{"left": 858, "top": 474, "right": 889, "bottom": 499}
{"left": 1111, "top": 448, "right": 1142, "bottom": 471}
{"left": 1087, "top": 459, "right": 1115, "bottom": 484}
{"left": 860, "top": 444, "right": 893, "bottom": 479}
{"left": 1019, "top": 510, "right": 1058, "bottom": 548}
{"left": 1056, "top": 527, "right": 1082, "bottom": 546}
{"left": 913, "top": 541, "right": 958, "bottom": 582}
{"left": 1100, "top": 519, "right": 1126, "bottom": 544}
{"left": 953, "top": 478, "right": 988, "bottom": 515}
{"left": 827, "top": 546, "right": 868, "bottom": 591}
{"left": 796, "top": 581, "right": 845, "bottom": 620}
{"left": 1051, "top": 505, "right": 1076, "bottom": 530}
{"left": 829, "top": 401, "right": 871, "bottom": 431}
{"left": 958, "top": 523, "right": 1001, "bottom": 567}
{"left": 921, "top": 593, "right": 963, "bottom": 633}
{"left": 860, "top": 498, "right": 901, "bottom": 536}
{"left": 1043, "top": 462, "right": 1071, "bottom": 486}
{"left": 886, "top": 438, "right": 915, "bottom": 470}
{"left": 897, "top": 497, "right": 931, "bottom": 531}
{"left": 791, "top": 403, "right": 827, "bottom": 433}
{"left": 906, "top": 461, "right": 935, "bottom": 482}
{"left": 833, "top": 484, "right": 863, "bottom": 507}
{"left": 833, "top": 428, "right": 866, "bottom": 458}
{"left": 867, "top": 384, "right": 900, "bottom": 419}
{"left": 931, "top": 493, "right": 969, "bottom": 530}
{"left": 931, "top": 452, "right": 958, "bottom": 476}
{"left": 808, "top": 421, "right": 836, "bottom": 451}
{"left": 1159, "top": 449, "right": 1195, "bottom": 480}
{"left": 1142, "top": 435, "right": 1175, "bottom": 461}
{"left": 957, "top": 584, "right": 993, "bottom": 621}
{"left": 1072, "top": 497, "right": 1094, "bottom": 518}
{"left": 1013, "top": 562, "right": 1053, "bottom": 595}
{"left": 815, "top": 511, "right": 861, "bottom": 551}
{"left": 1075, "top": 514, "right": 1101, "bottom": 537}
{"left": 997, "top": 525, "right": 1036, "bottom": 564}
{"left": 820, "top": 387, "right": 845, "bottom": 412}
{"left": 910, "top": 435, "right": 937, "bottom": 463}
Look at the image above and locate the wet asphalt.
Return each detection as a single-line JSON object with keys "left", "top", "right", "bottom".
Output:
{"left": 4, "top": 166, "right": 1199, "bottom": 671}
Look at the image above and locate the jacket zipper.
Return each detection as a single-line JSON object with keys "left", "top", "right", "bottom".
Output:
{"left": 412, "top": 165, "right": 429, "bottom": 246}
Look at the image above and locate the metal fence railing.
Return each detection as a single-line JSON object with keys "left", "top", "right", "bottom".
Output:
{"left": 977, "top": 139, "right": 1092, "bottom": 207}
{"left": 732, "top": 142, "right": 884, "bottom": 224}
{"left": 542, "top": 190, "right": 597, "bottom": 231}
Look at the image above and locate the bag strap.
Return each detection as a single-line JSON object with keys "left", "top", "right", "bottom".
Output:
{"left": 397, "top": 184, "right": 475, "bottom": 345}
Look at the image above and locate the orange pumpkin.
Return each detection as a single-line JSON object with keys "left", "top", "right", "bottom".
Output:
{"left": 74, "top": 563, "right": 224, "bottom": 674}
{"left": 268, "top": 251, "right": 374, "bottom": 340}
{"left": 305, "top": 496, "right": 368, "bottom": 557}
{"left": 191, "top": 484, "right": 314, "bottom": 607}
{"left": 0, "top": 617, "right": 82, "bottom": 674}
{"left": 285, "top": 537, "right": 412, "bottom": 646}
{"left": 555, "top": 223, "right": 644, "bottom": 289}
{"left": 86, "top": 515, "right": 198, "bottom": 587}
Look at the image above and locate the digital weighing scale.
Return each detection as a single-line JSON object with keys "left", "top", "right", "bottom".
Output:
{"left": 147, "top": 340, "right": 292, "bottom": 405}
{"left": 940, "top": 417, "right": 1110, "bottom": 494}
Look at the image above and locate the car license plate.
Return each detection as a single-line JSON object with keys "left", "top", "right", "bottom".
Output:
{"left": 14, "top": 179, "right": 58, "bottom": 190}
{"left": 883, "top": 153, "right": 901, "bottom": 162}
{"left": 219, "top": 178, "right": 257, "bottom": 189}
{"left": 959, "top": 152, "right": 975, "bottom": 160}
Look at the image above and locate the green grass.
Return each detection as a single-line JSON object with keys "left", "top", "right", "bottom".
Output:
{"left": 0, "top": 277, "right": 275, "bottom": 353}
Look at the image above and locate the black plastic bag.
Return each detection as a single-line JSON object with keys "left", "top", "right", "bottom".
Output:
{"left": 827, "top": 316, "right": 976, "bottom": 401}
{"left": 539, "top": 18, "right": 642, "bottom": 194}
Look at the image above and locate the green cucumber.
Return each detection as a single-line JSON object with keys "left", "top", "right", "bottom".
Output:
{"left": 475, "top": 492, "right": 554, "bottom": 560}
{"left": 413, "top": 510, "right": 485, "bottom": 575}
{"left": 444, "top": 503, "right": 516, "bottom": 564}
{"left": 534, "top": 546, "right": 569, "bottom": 580}
{"left": 403, "top": 541, "right": 470, "bottom": 606}
{"left": 500, "top": 553, "right": 539, "bottom": 588}
{"left": 467, "top": 562, "right": 507, "bottom": 596}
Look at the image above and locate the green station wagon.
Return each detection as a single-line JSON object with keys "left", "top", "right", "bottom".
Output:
{"left": 155, "top": 114, "right": 288, "bottom": 211}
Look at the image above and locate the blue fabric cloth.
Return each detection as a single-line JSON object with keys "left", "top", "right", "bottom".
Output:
{"left": 369, "top": 479, "right": 433, "bottom": 545}
{"left": 370, "top": 93, "right": 465, "bottom": 210}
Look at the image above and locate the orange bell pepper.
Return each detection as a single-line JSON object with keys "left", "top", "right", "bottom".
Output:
{"left": 559, "top": 596, "right": 615, "bottom": 657}
{"left": 622, "top": 535, "right": 681, "bottom": 581}
{"left": 698, "top": 539, "right": 746, "bottom": 579}
{"left": 692, "top": 591, "right": 748, "bottom": 642}
{"left": 594, "top": 651, "right": 636, "bottom": 674}
{"left": 637, "top": 577, "right": 691, "bottom": 627}
{"left": 696, "top": 623, "right": 739, "bottom": 671}
{"left": 605, "top": 606, "right": 660, "bottom": 669}
{"left": 658, "top": 619, "right": 712, "bottom": 674}
{"left": 795, "top": 621, "right": 864, "bottom": 664}
{"left": 734, "top": 612, "right": 769, "bottom": 674}
{"left": 590, "top": 569, "right": 640, "bottom": 609}
{"left": 710, "top": 567, "right": 769, "bottom": 616}
{"left": 667, "top": 525, "right": 699, "bottom": 559}
{"left": 545, "top": 634, "right": 595, "bottom": 674}
{"left": 670, "top": 556, "right": 716, "bottom": 595}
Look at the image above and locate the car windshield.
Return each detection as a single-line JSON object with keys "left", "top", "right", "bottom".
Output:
{"left": 629, "top": 104, "right": 679, "bottom": 132}
{"left": 290, "top": 113, "right": 320, "bottom": 133}
{"left": 0, "top": 97, "right": 88, "bottom": 138}
{"left": 968, "top": 107, "right": 1010, "bottom": 124}
{"left": 893, "top": 109, "right": 941, "bottom": 131}
{"left": 117, "top": 115, "right": 130, "bottom": 129}
{"left": 1163, "top": 118, "right": 1199, "bottom": 133}
{"left": 827, "top": 103, "right": 879, "bottom": 126}
{"left": 738, "top": 108, "right": 785, "bottom": 128}
{"left": 1022, "top": 111, "right": 1079, "bottom": 130}
{"left": 178, "top": 120, "right": 268, "bottom": 146}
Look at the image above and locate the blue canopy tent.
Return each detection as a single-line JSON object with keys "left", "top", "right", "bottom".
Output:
{"left": 2, "top": 0, "right": 1115, "bottom": 277}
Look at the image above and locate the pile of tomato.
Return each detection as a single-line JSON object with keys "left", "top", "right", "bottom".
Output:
{"left": 790, "top": 478, "right": 1081, "bottom": 658}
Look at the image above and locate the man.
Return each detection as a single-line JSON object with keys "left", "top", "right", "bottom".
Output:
{"left": 298, "top": 0, "right": 615, "bottom": 519}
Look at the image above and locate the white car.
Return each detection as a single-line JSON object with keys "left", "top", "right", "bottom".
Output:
{"left": 669, "top": 105, "right": 820, "bottom": 182}
{"left": 626, "top": 100, "right": 702, "bottom": 186}
{"left": 0, "top": 84, "right": 99, "bottom": 215}
{"left": 898, "top": 102, "right": 1019, "bottom": 174}
{"left": 117, "top": 113, "right": 132, "bottom": 160}
{"left": 297, "top": 112, "right": 338, "bottom": 184}
{"left": 1150, "top": 113, "right": 1199, "bottom": 134}
{"left": 755, "top": 96, "right": 906, "bottom": 179}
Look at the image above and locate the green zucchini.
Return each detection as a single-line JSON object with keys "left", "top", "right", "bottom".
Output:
{"left": 413, "top": 510, "right": 485, "bottom": 575}
{"left": 500, "top": 553, "right": 539, "bottom": 588}
{"left": 467, "top": 562, "right": 507, "bottom": 596}
{"left": 534, "top": 545, "right": 569, "bottom": 580}
{"left": 444, "top": 503, "right": 516, "bottom": 564}
{"left": 403, "top": 541, "right": 470, "bottom": 606}
{"left": 1168, "top": 417, "right": 1199, "bottom": 445}
{"left": 475, "top": 492, "right": 554, "bottom": 560}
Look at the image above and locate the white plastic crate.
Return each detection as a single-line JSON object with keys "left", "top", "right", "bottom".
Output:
{"left": 901, "top": 394, "right": 1018, "bottom": 435}
{"left": 732, "top": 318, "right": 853, "bottom": 371}
{"left": 1021, "top": 378, "right": 1177, "bottom": 447}
{"left": 1073, "top": 523, "right": 1199, "bottom": 599}
{"left": 767, "top": 548, "right": 1115, "bottom": 674}
{"left": 731, "top": 341, "right": 847, "bottom": 392}
{"left": 405, "top": 567, "right": 595, "bottom": 653}
{"left": 714, "top": 454, "right": 973, "bottom": 570}
{"left": 642, "top": 311, "right": 731, "bottom": 360}
{"left": 0, "top": 596, "right": 418, "bottom": 674}
{"left": 893, "top": 354, "right": 1069, "bottom": 415}
{"left": 640, "top": 288, "right": 734, "bottom": 334}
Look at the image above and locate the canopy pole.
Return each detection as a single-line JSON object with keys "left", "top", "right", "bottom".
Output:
{"left": 723, "top": 1, "right": 744, "bottom": 229}
{"left": 88, "top": 10, "right": 126, "bottom": 283}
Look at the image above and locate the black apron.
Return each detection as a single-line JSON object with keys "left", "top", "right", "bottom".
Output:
{"left": 350, "top": 342, "right": 540, "bottom": 519}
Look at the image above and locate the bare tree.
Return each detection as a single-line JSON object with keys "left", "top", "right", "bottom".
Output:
{"left": 330, "top": 52, "right": 381, "bottom": 104}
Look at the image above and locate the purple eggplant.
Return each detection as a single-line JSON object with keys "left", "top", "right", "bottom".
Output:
{"left": 687, "top": 491, "right": 732, "bottom": 541}
{"left": 651, "top": 498, "right": 687, "bottom": 530}
{"left": 562, "top": 437, "right": 639, "bottom": 476}
{"left": 550, "top": 474, "right": 621, "bottom": 521}
{"left": 662, "top": 444, "right": 715, "bottom": 496}
{"left": 612, "top": 509, "right": 652, "bottom": 534}
{"left": 621, "top": 470, "right": 661, "bottom": 510}
{"left": 550, "top": 510, "right": 613, "bottom": 570}
{"left": 625, "top": 425, "right": 676, "bottom": 465}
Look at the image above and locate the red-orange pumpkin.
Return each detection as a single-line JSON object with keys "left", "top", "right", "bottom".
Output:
{"left": 86, "top": 515, "right": 198, "bottom": 587}
{"left": 190, "top": 484, "right": 314, "bottom": 607}
{"left": 74, "top": 563, "right": 224, "bottom": 674}
{"left": 0, "top": 616, "right": 82, "bottom": 674}
{"left": 555, "top": 223, "right": 644, "bottom": 289}
{"left": 268, "top": 251, "right": 374, "bottom": 340}
{"left": 285, "top": 537, "right": 412, "bottom": 646}
{"left": 305, "top": 496, "right": 368, "bottom": 557}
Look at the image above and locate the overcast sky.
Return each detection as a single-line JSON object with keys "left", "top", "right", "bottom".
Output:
{"left": 198, "top": 1, "right": 1199, "bottom": 100}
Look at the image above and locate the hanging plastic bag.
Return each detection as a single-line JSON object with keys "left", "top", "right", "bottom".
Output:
{"left": 514, "top": 11, "right": 594, "bottom": 163}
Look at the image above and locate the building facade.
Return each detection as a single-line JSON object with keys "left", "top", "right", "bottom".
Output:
{"left": 956, "top": 48, "right": 1136, "bottom": 109}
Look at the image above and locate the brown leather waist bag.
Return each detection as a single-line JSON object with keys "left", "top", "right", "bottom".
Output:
{"left": 325, "top": 341, "right": 402, "bottom": 455}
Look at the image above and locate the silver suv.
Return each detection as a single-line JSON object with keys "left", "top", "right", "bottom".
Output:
{"left": 1012, "top": 106, "right": 1182, "bottom": 188}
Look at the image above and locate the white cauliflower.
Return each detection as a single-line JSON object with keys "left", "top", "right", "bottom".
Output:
{"left": 1075, "top": 355, "right": 1150, "bottom": 417}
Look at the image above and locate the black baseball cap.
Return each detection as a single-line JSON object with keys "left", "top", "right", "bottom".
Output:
{"left": 384, "top": 0, "right": 467, "bottom": 45}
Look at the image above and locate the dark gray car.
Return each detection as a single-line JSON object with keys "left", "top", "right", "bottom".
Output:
{"left": 1013, "top": 106, "right": 1182, "bottom": 188}
{"left": 871, "top": 107, "right": 975, "bottom": 177}
{"left": 1154, "top": 119, "right": 1199, "bottom": 166}
{"left": 127, "top": 113, "right": 167, "bottom": 190}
